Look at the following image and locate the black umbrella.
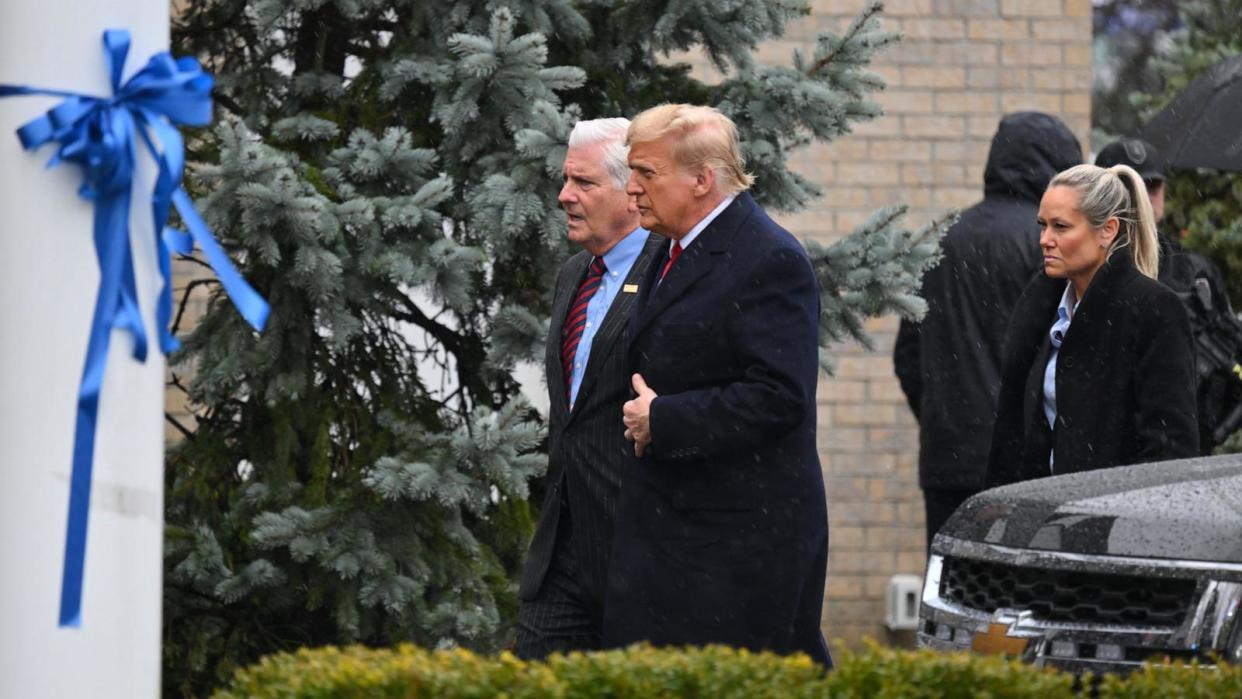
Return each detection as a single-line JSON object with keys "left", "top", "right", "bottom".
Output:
{"left": 1141, "top": 52, "right": 1242, "bottom": 173}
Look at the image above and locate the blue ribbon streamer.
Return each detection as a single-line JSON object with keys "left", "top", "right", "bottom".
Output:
{"left": 0, "top": 29, "right": 269, "bottom": 628}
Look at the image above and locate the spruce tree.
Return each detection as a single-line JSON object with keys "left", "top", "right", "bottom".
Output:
{"left": 163, "top": 1, "right": 944, "bottom": 695}
{"left": 1091, "top": 0, "right": 1180, "bottom": 144}
{"left": 1139, "top": 0, "right": 1242, "bottom": 305}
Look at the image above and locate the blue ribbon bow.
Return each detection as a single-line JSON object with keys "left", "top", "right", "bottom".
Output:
{"left": 0, "top": 29, "right": 269, "bottom": 628}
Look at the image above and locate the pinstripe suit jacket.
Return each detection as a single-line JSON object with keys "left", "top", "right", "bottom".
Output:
{"left": 518, "top": 232, "right": 664, "bottom": 609}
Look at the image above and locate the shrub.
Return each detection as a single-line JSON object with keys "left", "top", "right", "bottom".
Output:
{"left": 1097, "top": 658, "right": 1242, "bottom": 699}
{"left": 213, "top": 642, "right": 1084, "bottom": 698}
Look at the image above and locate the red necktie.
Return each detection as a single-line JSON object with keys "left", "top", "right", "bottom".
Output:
{"left": 659, "top": 241, "right": 683, "bottom": 280}
{"left": 561, "top": 257, "right": 607, "bottom": 399}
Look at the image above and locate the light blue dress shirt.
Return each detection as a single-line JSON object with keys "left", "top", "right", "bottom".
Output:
{"left": 568, "top": 227, "right": 649, "bottom": 406}
{"left": 1042, "top": 282, "right": 1078, "bottom": 471}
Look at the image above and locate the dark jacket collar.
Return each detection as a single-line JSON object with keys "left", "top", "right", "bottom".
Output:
{"left": 1072, "top": 249, "right": 1141, "bottom": 326}
{"left": 1026, "top": 249, "right": 1142, "bottom": 316}
{"left": 633, "top": 193, "right": 756, "bottom": 335}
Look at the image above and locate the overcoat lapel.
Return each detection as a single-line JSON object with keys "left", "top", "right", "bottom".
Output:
{"left": 547, "top": 252, "right": 591, "bottom": 425}
{"left": 631, "top": 194, "right": 756, "bottom": 341}
{"left": 1021, "top": 332, "right": 1055, "bottom": 476}
{"left": 1060, "top": 251, "right": 1133, "bottom": 346}
{"left": 1015, "top": 279, "right": 1061, "bottom": 445}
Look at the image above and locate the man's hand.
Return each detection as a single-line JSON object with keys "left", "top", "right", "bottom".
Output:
{"left": 623, "top": 373, "right": 657, "bottom": 457}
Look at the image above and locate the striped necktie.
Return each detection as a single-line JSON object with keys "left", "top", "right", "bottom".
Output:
{"left": 561, "top": 256, "right": 607, "bottom": 400}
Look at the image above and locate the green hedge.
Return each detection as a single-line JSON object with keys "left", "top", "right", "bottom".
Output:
{"left": 212, "top": 642, "right": 1239, "bottom": 698}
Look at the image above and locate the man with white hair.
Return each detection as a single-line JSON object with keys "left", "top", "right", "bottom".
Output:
{"left": 610, "top": 104, "right": 831, "bottom": 666}
{"left": 514, "top": 118, "right": 663, "bottom": 658}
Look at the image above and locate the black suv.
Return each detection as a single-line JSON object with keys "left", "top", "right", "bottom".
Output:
{"left": 919, "top": 454, "right": 1242, "bottom": 674}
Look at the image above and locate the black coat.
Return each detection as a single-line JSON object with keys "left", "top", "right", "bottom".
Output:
{"left": 986, "top": 253, "right": 1200, "bottom": 487}
{"left": 1159, "top": 232, "right": 1229, "bottom": 302}
{"left": 1157, "top": 233, "right": 1235, "bottom": 452}
{"left": 894, "top": 111, "right": 1082, "bottom": 491}
{"left": 518, "top": 233, "right": 664, "bottom": 612}
{"left": 602, "top": 193, "right": 830, "bottom": 666}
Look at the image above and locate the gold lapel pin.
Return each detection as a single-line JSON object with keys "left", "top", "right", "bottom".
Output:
{"left": 623, "top": 284, "right": 639, "bottom": 294}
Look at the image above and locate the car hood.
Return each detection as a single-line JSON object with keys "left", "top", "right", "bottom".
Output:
{"left": 941, "top": 454, "right": 1242, "bottom": 564}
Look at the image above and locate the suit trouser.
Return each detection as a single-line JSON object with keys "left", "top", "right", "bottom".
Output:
{"left": 513, "top": 508, "right": 602, "bottom": 659}
{"left": 923, "top": 487, "right": 976, "bottom": 553}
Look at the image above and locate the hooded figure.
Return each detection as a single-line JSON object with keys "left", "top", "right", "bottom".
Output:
{"left": 893, "top": 112, "right": 1082, "bottom": 549}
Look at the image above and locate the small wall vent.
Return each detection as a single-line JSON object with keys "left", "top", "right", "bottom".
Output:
{"left": 885, "top": 574, "right": 923, "bottom": 631}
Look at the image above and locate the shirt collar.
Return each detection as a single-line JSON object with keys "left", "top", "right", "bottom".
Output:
{"left": 600, "top": 226, "right": 648, "bottom": 278}
{"left": 1057, "top": 281, "right": 1078, "bottom": 321}
{"left": 675, "top": 195, "right": 734, "bottom": 253}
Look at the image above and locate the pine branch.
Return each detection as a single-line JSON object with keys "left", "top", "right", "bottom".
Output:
{"left": 387, "top": 288, "right": 499, "bottom": 410}
{"left": 389, "top": 295, "right": 466, "bottom": 360}
{"left": 914, "top": 210, "right": 957, "bottom": 248}
{"left": 805, "top": 1, "right": 884, "bottom": 77}
{"left": 213, "top": 90, "right": 246, "bottom": 119}
{"left": 172, "top": 277, "right": 220, "bottom": 337}
{"left": 175, "top": 254, "right": 214, "bottom": 271}
{"left": 166, "top": 413, "right": 196, "bottom": 441}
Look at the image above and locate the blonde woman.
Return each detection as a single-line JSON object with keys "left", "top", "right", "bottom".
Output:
{"left": 986, "top": 164, "right": 1199, "bottom": 487}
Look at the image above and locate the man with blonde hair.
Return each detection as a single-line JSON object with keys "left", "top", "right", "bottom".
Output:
{"left": 610, "top": 104, "right": 831, "bottom": 666}
{"left": 514, "top": 117, "right": 663, "bottom": 658}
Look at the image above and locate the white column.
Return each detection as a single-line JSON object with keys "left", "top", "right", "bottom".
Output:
{"left": 0, "top": 1, "right": 166, "bottom": 697}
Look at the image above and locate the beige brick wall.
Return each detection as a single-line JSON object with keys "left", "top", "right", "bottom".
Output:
{"left": 773, "top": 0, "right": 1091, "bottom": 651}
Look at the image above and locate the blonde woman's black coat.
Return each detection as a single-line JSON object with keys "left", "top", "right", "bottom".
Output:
{"left": 985, "top": 252, "right": 1199, "bottom": 487}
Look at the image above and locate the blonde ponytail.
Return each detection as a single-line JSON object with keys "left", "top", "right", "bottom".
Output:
{"left": 1108, "top": 164, "right": 1159, "bottom": 279}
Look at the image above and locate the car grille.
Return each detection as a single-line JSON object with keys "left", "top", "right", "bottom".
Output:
{"left": 940, "top": 556, "right": 1198, "bottom": 627}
